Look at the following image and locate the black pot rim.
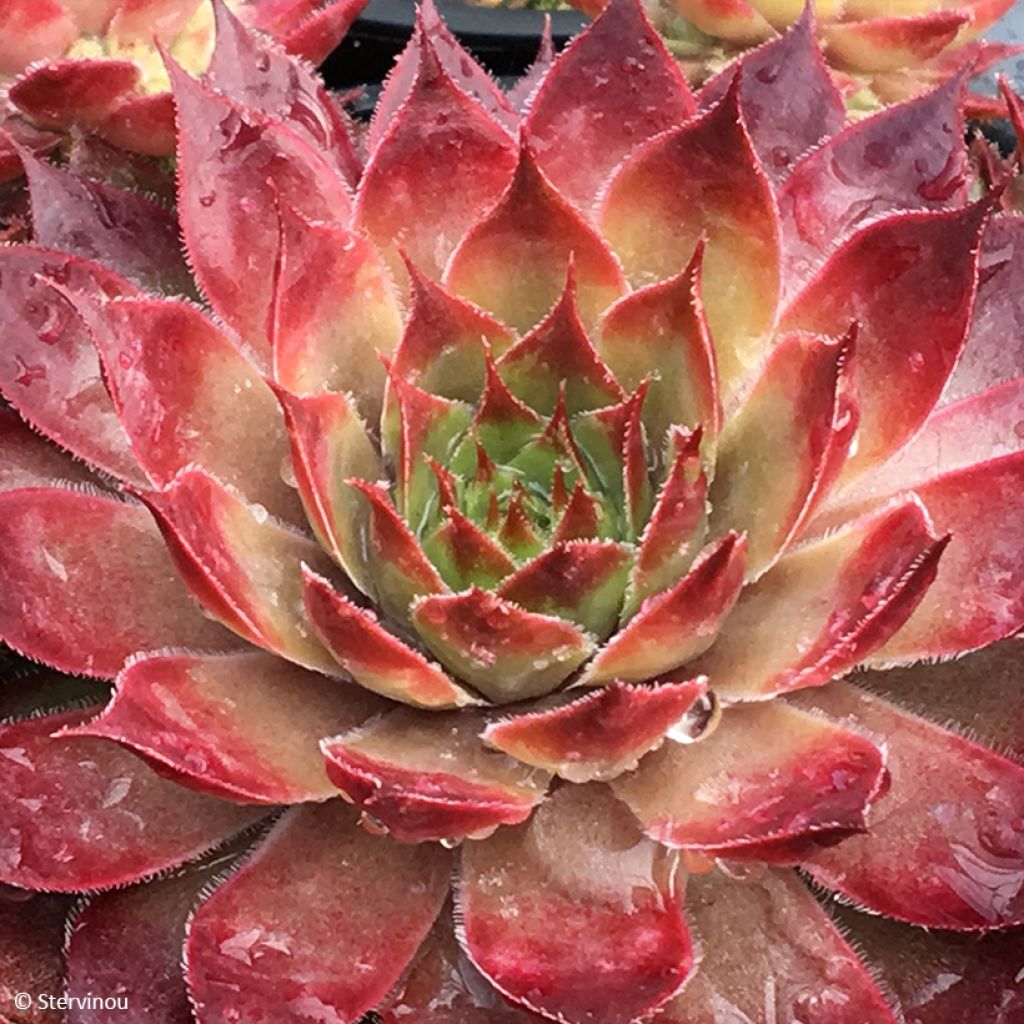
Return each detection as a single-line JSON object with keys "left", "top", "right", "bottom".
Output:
{"left": 359, "top": 0, "right": 586, "bottom": 42}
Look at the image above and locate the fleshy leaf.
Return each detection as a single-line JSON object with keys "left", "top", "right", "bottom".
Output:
{"left": 354, "top": 26, "right": 517, "bottom": 281}
{"left": 497, "top": 541, "right": 633, "bottom": 641}
{"left": 778, "top": 74, "right": 967, "bottom": 289}
{"left": 658, "top": 870, "right": 897, "bottom": 1024}
{"left": 171, "top": 59, "right": 352, "bottom": 365}
{"left": 81, "top": 294, "right": 303, "bottom": 525}
{"left": 581, "top": 533, "right": 746, "bottom": 685}
{"left": 864, "top": 451, "right": 1024, "bottom": 662}
{"left": 699, "top": 6, "right": 845, "bottom": 185}
{"left": 599, "top": 75, "right": 780, "bottom": 399}
{"left": 0, "top": 407, "right": 96, "bottom": 493}
{"left": 424, "top": 506, "right": 518, "bottom": 591}
{"left": 0, "top": 706, "right": 263, "bottom": 891}
{"left": 483, "top": 678, "right": 708, "bottom": 783}
{"left": 943, "top": 217, "right": 1024, "bottom": 403}
{"left": 275, "top": 0, "right": 371, "bottom": 64}
{"left": 794, "top": 684, "right": 1024, "bottom": 929}
{"left": 597, "top": 241, "right": 721, "bottom": 452}
{"left": 66, "top": 854, "right": 237, "bottom": 1024}
{"left": 707, "top": 329, "right": 857, "bottom": 573}
{"left": 24, "top": 155, "right": 192, "bottom": 294}
{"left": 63, "top": 651, "right": 388, "bottom": 804}
{"left": 497, "top": 266, "right": 624, "bottom": 416}
{"left": 669, "top": 0, "right": 772, "bottom": 44}
{"left": 208, "top": 0, "right": 361, "bottom": 188}
{"left": 321, "top": 708, "right": 549, "bottom": 843}
{"left": 0, "top": 486, "right": 235, "bottom": 678}
{"left": 0, "top": 893, "right": 69, "bottom": 1024}
{"left": 186, "top": 802, "right": 452, "bottom": 1024}
{"left": 270, "top": 205, "right": 402, "bottom": 427}
{"left": 0, "top": 0, "right": 75, "bottom": 76}
{"left": 411, "top": 587, "right": 596, "bottom": 703}
{"left": 391, "top": 259, "right": 515, "bottom": 404}
{"left": 625, "top": 426, "right": 708, "bottom": 617}
{"left": 823, "top": 11, "right": 967, "bottom": 74}
{"left": 696, "top": 498, "right": 944, "bottom": 701}
{"left": 272, "top": 386, "right": 381, "bottom": 598}
{"left": 523, "top": 0, "right": 694, "bottom": 213}
{"left": 446, "top": 144, "right": 627, "bottom": 333}
{"left": 780, "top": 204, "right": 986, "bottom": 479}
{"left": 0, "top": 247, "right": 143, "bottom": 485}
{"left": 611, "top": 701, "right": 886, "bottom": 857}
{"left": 473, "top": 352, "right": 544, "bottom": 463}
{"left": 302, "top": 567, "right": 477, "bottom": 709}
{"left": 458, "top": 783, "right": 693, "bottom": 1024}
{"left": 141, "top": 467, "right": 340, "bottom": 672}
{"left": 346, "top": 479, "right": 448, "bottom": 624}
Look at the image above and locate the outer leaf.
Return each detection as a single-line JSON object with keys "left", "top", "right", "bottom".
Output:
{"left": 523, "top": 0, "right": 694, "bottom": 213}
{"left": 411, "top": 587, "right": 596, "bottom": 703}
{"left": 0, "top": 706, "right": 263, "bottom": 891}
{"left": 0, "top": 893, "right": 69, "bottom": 1024}
{"left": 24, "top": 155, "right": 192, "bottom": 294}
{"left": 657, "top": 870, "right": 897, "bottom": 1024}
{"left": 186, "top": 802, "right": 452, "bottom": 1024}
{"left": 458, "top": 783, "right": 693, "bottom": 1024}
{"left": 272, "top": 386, "right": 381, "bottom": 598}
{"left": 581, "top": 533, "right": 746, "bottom": 685}
{"left": 0, "top": 487, "right": 235, "bottom": 678}
{"left": 696, "top": 498, "right": 944, "bottom": 701}
{"left": 270, "top": 205, "right": 402, "bottom": 427}
{"left": 611, "top": 701, "right": 886, "bottom": 857}
{"left": 778, "top": 74, "right": 967, "bottom": 289}
{"left": 171, "top": 59, "right": 352, "bottom": 365}
{"left": 0, "top": 407, "right": 95, "bottom": 493}
{"left": 794, "top": 684, "right": 1024, "bottom": 929}
{"left": 707, "top": 329, "right": 857, "bottom": 573}
{"left": 599, "top": 75, "right": 781, "bottom": 399}
{"left": 354, "top": 27, "right": 517, "bottom": 281}
{"left": 0, "top": 247, "right": 143, "bottom": 485}
{"left": 208, "top": 0, "right": 361, "bottom": 188}
{"left": 321, "top": 708, "right": 549, "bottom": 843}
{"left": 699, "top": 6, "right": 845, "bottom": 185}
{"left": 302, "top": 568, "right": 477, "bottom": 709}
{"left": 64, "top": 651, "right": 388, "bottom": 804}
{"left": 141, "top": 468, "right": 341, "bottom": 673}
{"left": 780, "top": 204, "right": 986, "bottom": 479}
{"left": 942, "top": 216, "right": 1024, "bottom": 404}
{"left": 483, "top": 678, "right": 708, "bottom": 783}
{"left": 81, "top": 295, "right": 303, "bottom": 525}
{"left": 446, "top": 144, "right": 627, "bottom": 333}
{"left": 65, "top": 853, "right": 241, "bottom": 1024}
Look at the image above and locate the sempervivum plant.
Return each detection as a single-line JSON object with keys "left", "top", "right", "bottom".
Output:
{"left": 1, "top": 1, "right": 1023, "bottom": 1022}
{"left": 0, "top": 0, "right": 366, "bottom": 179}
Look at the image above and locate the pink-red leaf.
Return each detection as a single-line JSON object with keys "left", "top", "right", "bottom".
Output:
{"left": 186, "top": 801, "right": 451, "bottom": 1023}
{"left": 611, "top": 700, "right": 887, "bottom": 857}
{"left": 523, "top": 0, "right": 694, "bottom": 213}
{"left": 0, "top": 487, "right": 235, "bottom": 678}
{"left": 483, "top": 678, "right": 709, "bottom": 783}
{"left": 321, "top": 708, "right": 548, "bottom": 843}
{"left": 0, "top": 706, "right": 263, "bottom": 891}
{"left": 64, "top": 651, "right": 388, "bottom": 804}
{"left": 795, "top": 684, "right": 1024, "bottom": 929}
{"left": 458, "top": 783, "right": 693, "bottom": 1024}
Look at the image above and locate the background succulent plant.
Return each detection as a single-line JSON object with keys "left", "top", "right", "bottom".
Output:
{"left": 0, "top": 1, "right": 1023, "bottom": 1022}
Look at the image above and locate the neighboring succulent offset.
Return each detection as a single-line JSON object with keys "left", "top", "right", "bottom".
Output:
{"left": 0, "top": 0, "right": 367, "bottom": 175}
{"left": 571, "top": 0, "right": 1020, "bottom": 110}
{"left": 1, "top": 1, "right": 1023, "bottom": 1022}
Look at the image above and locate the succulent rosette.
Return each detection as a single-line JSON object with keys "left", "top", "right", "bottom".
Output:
{"left": 1, "top": 1, "right": 1023, "bottom": 1022}
{"left": 0, "top": 0, "right": 367, "bottom": 179}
